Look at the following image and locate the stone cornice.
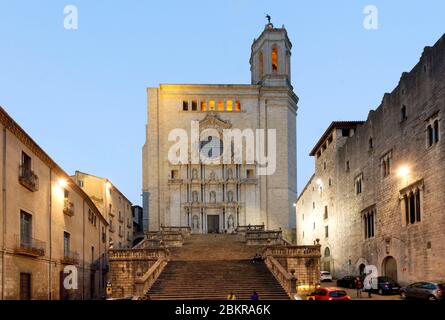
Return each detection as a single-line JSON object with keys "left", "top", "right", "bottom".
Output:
{"left": 0, "top": 106, "right": 108, "bottom": 225}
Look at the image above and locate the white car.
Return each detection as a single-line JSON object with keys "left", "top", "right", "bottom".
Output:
{"left": 320, "top": 271, "right": 333, "bottom": 282}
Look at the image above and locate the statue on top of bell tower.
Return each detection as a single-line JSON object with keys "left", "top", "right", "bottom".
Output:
{"left": 250, "top": 20, "right": 292, "bottom": 88}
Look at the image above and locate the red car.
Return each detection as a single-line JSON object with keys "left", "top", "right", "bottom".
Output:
{"left": 307, "top": 287, "right": 352, "bottom": 300}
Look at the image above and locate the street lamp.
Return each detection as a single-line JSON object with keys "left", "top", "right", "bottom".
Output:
{"left": 397, "top": 166, "right": 410, "bottom": 178}
{"left": 58, "top": 178, "right": 67, "bottom": 188}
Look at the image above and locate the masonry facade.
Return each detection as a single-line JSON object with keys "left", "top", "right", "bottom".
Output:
{"left": 143, "top": 24, "right": 299, "bottom": 240}
{"left": 0, "top": 107, "right": 108, "bottom": 300}
{"left": 72, "top": 172, "right": 133, "bottom": 249}
{"left": 296, "top": 34, "right": 445, "bottom": 284}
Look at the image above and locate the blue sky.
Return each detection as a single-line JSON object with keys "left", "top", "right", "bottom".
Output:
{"left": 0, "top": 1, "right": 444, "bottom": 204}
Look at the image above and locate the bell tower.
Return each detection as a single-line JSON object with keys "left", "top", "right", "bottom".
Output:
{"left": 250, "top": 22, "right": 292, "bottom": 87}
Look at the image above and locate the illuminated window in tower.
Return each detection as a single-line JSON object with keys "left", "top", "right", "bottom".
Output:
{"left": 226, "top": 100, "right": 233, "bottom": 112}
{"left": 200, "top": 101, "right": 207, "bottom": 112}
{"left": 209, "top": 100, "right": 215, "bottom": 111}
{"left": 272, "top": 47, "right": 278, "bottom": 72}
{"left": 235, "top": 100, "right": 241, "bottom": 112}
{"left": 218, "top": 100, "right": 224, "bottom": 111}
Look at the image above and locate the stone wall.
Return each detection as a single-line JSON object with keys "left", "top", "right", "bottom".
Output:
{"left": 297, "top": 34, "right": 445, "bottom": 285}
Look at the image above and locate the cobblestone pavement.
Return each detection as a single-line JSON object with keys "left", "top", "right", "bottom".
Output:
{"left": 320, "top": 281, "right": 402, "bottom": 300}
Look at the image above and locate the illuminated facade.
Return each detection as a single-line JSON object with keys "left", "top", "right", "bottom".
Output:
{"left": 296, "top": 34, "right": 445, "bottom": 284}
{"left": 0, "top": 107, "right": 108, "bottom": 300}
{"left": 143, "top": 24, "right": 299, "bottom": 240}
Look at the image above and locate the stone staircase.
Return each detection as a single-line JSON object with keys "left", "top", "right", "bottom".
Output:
{"left": 146, "top": 234, "right": 289, "bottom": 300}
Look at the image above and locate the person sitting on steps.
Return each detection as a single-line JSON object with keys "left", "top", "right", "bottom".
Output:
{"left": 251, "top": 253, "right": 263, "bottom": 264}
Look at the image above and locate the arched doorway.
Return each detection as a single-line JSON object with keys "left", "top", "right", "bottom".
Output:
{"left": 359, "top": 263, "right": 366, "bottom": 276}
{"left": 382, "top": 256, "right": 398, "bottom": 281}
{"left": 323, "top": 247, "right": 331, "bottom": 272}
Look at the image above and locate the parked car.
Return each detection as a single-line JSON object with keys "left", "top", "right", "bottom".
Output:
{"left": 307, "top": 287, "right": 351, "bottom": 301}
{"left": 336, "top": 276, "right": 358, "bottom": 289}
{"left": 400, "top": 281, "right": 445, "bottom": 300}
{"left": 320, "top": 271, "right": 333, "bottom": 282}
{"left": 373, "top": 276, "right": 400, "bottom": 295}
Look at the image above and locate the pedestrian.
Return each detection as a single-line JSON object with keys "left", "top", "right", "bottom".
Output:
{"left": 250, "top": 291, "right": 260, "bottom": 300}
{"left": 364, "top": 277, "right": 372, "bottom": 298}
{"left": 354, "top": 276, "right": 363, "bottom": 298}
{"left": 227, "top": 292, "right": 237, "bottom": 300}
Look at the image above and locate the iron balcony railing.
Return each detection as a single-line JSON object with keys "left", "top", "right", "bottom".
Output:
{"left": 14, "top": 235, "right": 45, "bottom": 257}
{"left": 63, "top": 199, "right": 75, "bottom": 216}
{"left": 19, "top": 165, "right": 39, "bottom": 192}
{"left": 61, "top": 250, "right": 80, "bottom": 265}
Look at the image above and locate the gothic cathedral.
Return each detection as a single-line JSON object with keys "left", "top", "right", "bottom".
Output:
{"left": 142, "top": 23, "right": 298, "bottom": 241}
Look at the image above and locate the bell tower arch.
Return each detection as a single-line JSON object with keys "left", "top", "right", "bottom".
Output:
{"left": 250, "top": 22, "right": 292, "bottom": 87}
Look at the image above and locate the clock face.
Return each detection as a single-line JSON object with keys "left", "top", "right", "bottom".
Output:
{"left": 200, "top": 135, "right": 223, "bottom": 160}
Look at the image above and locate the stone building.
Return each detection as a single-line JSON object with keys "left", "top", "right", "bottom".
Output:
{"left": 143, "top": 23, "right": 299, "bottom": 240}
{"left": 0, "top": 107, "right": 108, "bottom": 300}
{"left": 296, "top": 34, "right": 445, "bottom": 284}
{"left": 71, "top": 171, "right": 133, "bottom": 249}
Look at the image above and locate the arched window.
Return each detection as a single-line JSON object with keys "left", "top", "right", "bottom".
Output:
{"left": 324, "top": 247, "right": 331, "bottom": 257}
{"left": 235, "top": 100, "right": 241, "bottom": 112}
{"left": 217, "top": 100, "right": 224, "bottom": 111}
{"left": 401, "top": 105, "right": 407, "bottom": 121}
{"left": 433, "top": 120, "right": 439, "bottom": 143}
{"left": 415, "top": 189, "right": 421, "bottom": 222}
{"left": 271, "top": 47, "right": 278, "bottom": 72}
{"left": 200, "top": 101, "right": 207, "bottom": 112}
{"left": 409, "top": 192, "right": 415, "bottom": 224}
{"left": 258, "top": 51, "right": 264, "bottom": 78}
{"left": 427, "top": 125, "right": 434, "bottom": 146}
{"left": 369, "top": 137, "right": 373, "bottom": 150}
{"left": 208, "top": 100, "right": 215, "bottom": 111}
{"left": 226, "top": 100, "right": 233, "bottom": 112}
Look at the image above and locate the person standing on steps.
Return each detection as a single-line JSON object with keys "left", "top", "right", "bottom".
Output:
{"left": 227, "top": 292, "right": 237, "bottom": 300}
{"left": 250, "top": 292, "right": 260, "bottom": 300}
{"left": 354, "top": 276, "right": 363, "bottom": 298}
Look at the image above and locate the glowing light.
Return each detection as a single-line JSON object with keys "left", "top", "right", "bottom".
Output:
{"left": 293, "top": 203, "right": 297, "bottom": 207}
{"left": 58, "top": 178, "right": 67, "bottom": 188}
{"left": 397, "top": 166, "right": 410, "bottom": 178}
{"left": 316, "top": 178, "right": 322, "bottom": 186}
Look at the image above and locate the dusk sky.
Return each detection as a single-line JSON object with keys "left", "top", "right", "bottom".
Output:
{"left": 0, "top": 0, "right": 444, "bottom": 204}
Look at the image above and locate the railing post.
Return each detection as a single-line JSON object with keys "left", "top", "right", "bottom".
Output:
{"left": 290, "top": 269, "right": 297, "bottom": 296}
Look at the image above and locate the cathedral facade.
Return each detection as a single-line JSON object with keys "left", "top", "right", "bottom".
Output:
{"left": 142, "top": 24, "right": 298, "bottom": 240}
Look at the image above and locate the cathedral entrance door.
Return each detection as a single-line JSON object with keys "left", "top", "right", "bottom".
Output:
{"left": 207, "top": 215, "right": 220, "bottom": 233}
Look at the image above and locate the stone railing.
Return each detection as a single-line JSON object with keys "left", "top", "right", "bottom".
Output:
{"left": 134, "top": 258, "right": 168, "bottom": 297}
{"left": 108, "top": 247, "right": 170, "bottom": 299}
{"left": 142, "top": 231, "right": 184, "bottom": 247}
{"left": 264, "top": 255, "right": 296, "bottom": 299}
{"left": 108, "top": 248, "right": 168, "bottom": 261}
{"left": 263, "top": 244, "right": 321, "bottom": 298}
{"left": 245, "top": 230, "right": 282, "bottom": 246}
{"left": 263, "top": 246, "right": 321, "bottom": 258}
{"left": 236, "top": 224, "right": 265, "bottom": 233}
{"left": 160, "top": 226, "right": 191, "bottom": 237}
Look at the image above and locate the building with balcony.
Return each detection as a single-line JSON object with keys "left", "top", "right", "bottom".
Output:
{"left": 0, "top": 107, "right": 109, "bottom": 300}
{"left": 71, "top": 171, "right": 133, "bottom": 249}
